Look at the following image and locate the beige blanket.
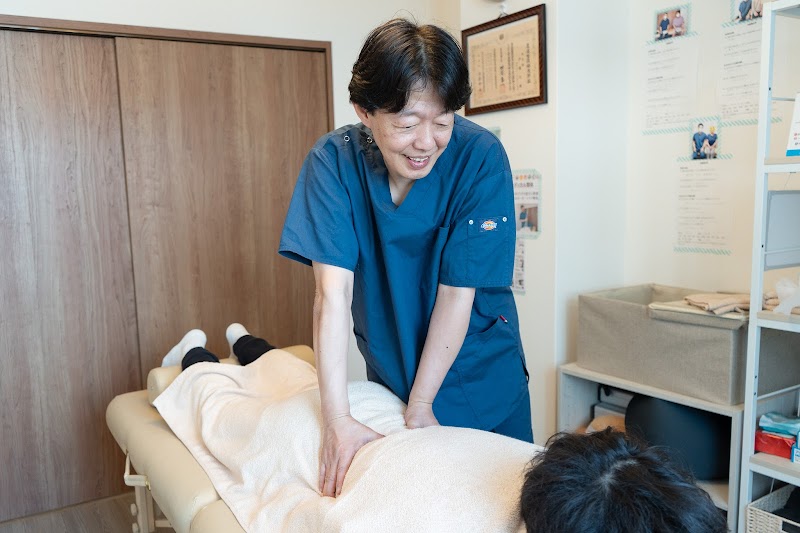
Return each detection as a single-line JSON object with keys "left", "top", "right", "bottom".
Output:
{"left": 684, "top": 293, "right": 750, "bottom": 315}
{"left": 154, "top": 350, "right": 539, "bottom": 532}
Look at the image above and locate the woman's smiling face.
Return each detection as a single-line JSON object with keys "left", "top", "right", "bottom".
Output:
{"left": 354, "top": 84, "right": 454, "bottom": 186}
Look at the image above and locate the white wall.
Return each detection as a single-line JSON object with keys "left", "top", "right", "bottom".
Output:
{"left": 624, "top": 0, "right": 800, "bottom": 293}
{"left": 0, "top": 0, "right": 435, "bottom": 130}
{"left": 553, "top": 0, "right": 628, "bottom": 427}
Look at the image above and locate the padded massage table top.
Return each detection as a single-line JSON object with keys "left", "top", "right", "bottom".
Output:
{"left": 106, "top": 345, "right": 314, "bottom": 533}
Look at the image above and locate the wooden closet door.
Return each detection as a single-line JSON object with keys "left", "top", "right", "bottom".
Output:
{"left": 0, "top": 31, "right": 139, "bottom": 521}
{"left": 116, "top": 39, "right": 325, "bottom": 376}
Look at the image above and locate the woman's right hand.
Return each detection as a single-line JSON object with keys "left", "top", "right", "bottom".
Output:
{"left": 319, "top": 414, "right": 383, "bottom": 498}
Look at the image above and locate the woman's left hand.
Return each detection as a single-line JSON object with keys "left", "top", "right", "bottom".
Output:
{"left": 405, "top": 400, "right": 440, "bottom": 429}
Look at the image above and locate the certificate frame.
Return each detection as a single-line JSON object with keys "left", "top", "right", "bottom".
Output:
{"left": 462, "top": 4, "right": 547, "bottom": 115}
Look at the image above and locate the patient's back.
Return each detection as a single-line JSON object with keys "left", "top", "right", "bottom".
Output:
{"left": 330, "top": 404, "right": 539, "bottom": 532}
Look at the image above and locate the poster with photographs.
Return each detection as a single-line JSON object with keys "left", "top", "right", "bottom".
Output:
{"left": 513, "top": 168, "right": 541, "bottom": 238}
{"left": 643, "top": 4, "right": 697, "bottom": 132}
{"left": 512, "top": 239, "right": 526, "bottom": 293}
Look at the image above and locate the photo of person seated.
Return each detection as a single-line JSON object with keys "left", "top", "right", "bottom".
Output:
{"left": 735, "top": 0, "right": 763, "bottom": 21}
{"left": 672, "top": 10, "right": 685, "bottom": 35}
{"left": 704, "top": 125, "right": 719, "bottom": 159}
{"left": 156, "top": 327, "right": 728, "bottom": 533}
{"left": 657, "top": 13, "right": 671, "bottom": 39}
{"left": 692, "top": 122, "right": 708, "bottom": 159}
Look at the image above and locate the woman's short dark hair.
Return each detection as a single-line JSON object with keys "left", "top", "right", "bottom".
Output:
{"left": 349, "top": 18, "right": 471, "bottom": 114}
{"left": 520, "top": 429, "right": 728, "bottom": 533}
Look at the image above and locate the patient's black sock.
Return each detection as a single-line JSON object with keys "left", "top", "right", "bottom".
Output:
{"left": 233, "top": 335, "right": 276, "bottom": 366}
{"left": 181, "top": 347, "right": 220, "bottom": 370}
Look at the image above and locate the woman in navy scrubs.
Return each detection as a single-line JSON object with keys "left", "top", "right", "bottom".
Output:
{"left": 279, "top": 19, "right": 532, "bottom": 498}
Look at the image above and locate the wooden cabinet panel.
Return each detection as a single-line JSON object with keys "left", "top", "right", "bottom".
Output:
{"left": 0, "top": 30, "right": 139, "bottom": 521}
{"left": 116, "top": 38, "right": 324, "bottom": 376}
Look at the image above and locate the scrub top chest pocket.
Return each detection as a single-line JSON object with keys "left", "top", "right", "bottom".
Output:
{"left": 465, "top": 215, "right": 512, "bottom": 286}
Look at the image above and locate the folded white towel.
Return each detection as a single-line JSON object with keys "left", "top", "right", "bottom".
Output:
{"left": 154, "top": 350, "right": 539, "bottom": 532}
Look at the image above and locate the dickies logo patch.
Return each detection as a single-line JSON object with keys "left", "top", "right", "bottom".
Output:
{"left": 480, "top": 219, "right": 498, "bottom": 232}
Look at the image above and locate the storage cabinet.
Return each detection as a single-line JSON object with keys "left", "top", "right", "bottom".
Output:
{"left": 0, "top": 29, "right": 140, "bottom": 521}
{"left": 0, "top": 17, "right": 331, "bottom": 522}
{"left": 116, "top": 37, "right": 327, "bottom": 375}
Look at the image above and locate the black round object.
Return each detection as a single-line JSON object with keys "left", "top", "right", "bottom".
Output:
{"left": 625, "top": 394, "right": 731, "bottom": 481}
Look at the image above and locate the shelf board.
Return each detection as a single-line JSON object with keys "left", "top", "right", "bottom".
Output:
{"left": 773, "top": 1, "right": 800, "bottom": 18}
{"left": 750, "top": 453, "right": 800, "bottom": 486}
{"left": 559, "top": 363, "right": 743, "bottom": 416}
{"left": 764, "top": 157, "right": 800, "bottom": 174}
{"left": 757, "top": 311, "right": 800, "bottom": 333}
{"left": 697, "top": 480, "right": 729, "bottom": 510}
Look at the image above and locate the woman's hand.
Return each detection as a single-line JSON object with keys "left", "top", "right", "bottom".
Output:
{"left": 405, "top": 400, "right": 440, "bottom": 429}
{"left": 319, "top": 415, "right": 383, "bottom": 498}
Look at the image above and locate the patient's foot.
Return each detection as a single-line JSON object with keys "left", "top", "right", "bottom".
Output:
{"left": 227, "top": 324, "right": 276, "bottom": 366}
{"left": 226, "top": 323, "right": 250, "bottom": 360}
{"left": 161, "top": 329, "right": 207, "bottom": 367}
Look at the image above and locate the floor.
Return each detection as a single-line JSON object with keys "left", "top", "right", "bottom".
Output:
{"left": 0, "top": 493, "right": 173, "bottom": 533}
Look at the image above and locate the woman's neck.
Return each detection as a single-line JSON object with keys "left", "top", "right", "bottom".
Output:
{"left": 388, "top": 175, "right": 415, "bottom": 206}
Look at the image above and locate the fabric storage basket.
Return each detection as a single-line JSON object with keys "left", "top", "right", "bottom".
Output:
{"left": 577, "top": 284, "right": 747, "bottom": 404}
{"left": 747, "top": 485, "right": 800, "bottom": 533}
{"left": 577, "top": 284, "right": 800, "bottom": 405}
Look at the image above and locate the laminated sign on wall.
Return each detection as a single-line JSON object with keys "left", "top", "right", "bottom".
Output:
{"left": 512, "top": 168, "right": 541, "bottom": 238}
{"left": 787, "top": 93, "right": 800, "bottom": 156}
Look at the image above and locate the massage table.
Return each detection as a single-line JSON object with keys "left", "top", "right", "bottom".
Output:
{"left": 106, "top": 345, "right": 314, "bottom": 533}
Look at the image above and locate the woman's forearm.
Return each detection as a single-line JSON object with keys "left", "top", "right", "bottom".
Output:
{"left": 312, "top": 263, "right": 354, "bottom": 422}
{"left": 409, "top": 284, "right": 475, "bottom": 404}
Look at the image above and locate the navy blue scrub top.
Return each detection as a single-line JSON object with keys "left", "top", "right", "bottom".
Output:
{"left": 279, "top": 114, "right": 529, "bottom": 431}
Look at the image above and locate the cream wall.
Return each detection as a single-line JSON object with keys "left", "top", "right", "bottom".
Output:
{"left": 624, "top": 0, "right": 800, "bottom": 292}
{"left": 0, "top": 0, "right": 436, "bottom": 131}
{"left": 552, "top": 0, "right": 628, "bottom": 436}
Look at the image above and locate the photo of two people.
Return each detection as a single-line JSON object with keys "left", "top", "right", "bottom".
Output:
{"left": 655, "top": 9, "right": 687, "bottom": 40}
{"left": 734, "top": 0, "right": 764, "bottom": 22}
{"left": 690, "top": 122, "right": 720, "bottom": 160}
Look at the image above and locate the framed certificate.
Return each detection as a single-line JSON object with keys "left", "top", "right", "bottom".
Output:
{"left": 462, "top": 4, "right": 547, "bottom": 115}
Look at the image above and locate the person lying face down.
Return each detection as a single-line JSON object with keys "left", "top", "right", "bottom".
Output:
{"left": 520, "top": 429, "right": 729, "bottom": 533}
{"left": 156, "top": 325, "right": 537, "bottom": 532}
{"left": 157, "top": 327, "right": 727, "bottom": 533}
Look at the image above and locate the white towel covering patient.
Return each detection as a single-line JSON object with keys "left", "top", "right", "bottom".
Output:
{"left": 153, "top": 349, "right": 540, "bottom": 533}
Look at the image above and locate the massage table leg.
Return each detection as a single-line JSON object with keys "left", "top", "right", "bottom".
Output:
{"left": 125, "top": 453, "right": 170, "bottom": 532}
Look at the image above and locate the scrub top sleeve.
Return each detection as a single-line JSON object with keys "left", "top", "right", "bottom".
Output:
{"left": 439, "top": 165, "right": 515, "bottom": 288}
{"left": 279, "top": 147, "right": 358, "bottom": 271}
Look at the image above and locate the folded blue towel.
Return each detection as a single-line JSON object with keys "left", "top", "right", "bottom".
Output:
{"left": 759, "top": 412, "right": 800, "bottom": 438}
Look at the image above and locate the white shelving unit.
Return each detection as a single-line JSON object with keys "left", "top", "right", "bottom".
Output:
{"left": 737, "top": 1, "right": 800, "bottom": 531}
{"left": 559, "top": 363, "right": 743, "bottom": 532}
